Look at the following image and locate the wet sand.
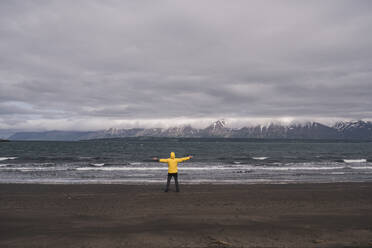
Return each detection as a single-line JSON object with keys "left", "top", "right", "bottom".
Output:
{"left": 1, "top": 183, "right": 372, "bottom": 248}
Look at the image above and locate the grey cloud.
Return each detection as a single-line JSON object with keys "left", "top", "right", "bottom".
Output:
{"left": 0, "top": 0, "right": 372, "bottom": 130}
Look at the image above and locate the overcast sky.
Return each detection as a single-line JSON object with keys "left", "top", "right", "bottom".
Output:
{"left": 0, "top": 0, "right": 372, "bottom": 130}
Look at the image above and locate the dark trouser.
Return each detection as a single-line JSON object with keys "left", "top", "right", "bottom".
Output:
{"left": 165, "top": 173, "right": 179, "bottom": 192}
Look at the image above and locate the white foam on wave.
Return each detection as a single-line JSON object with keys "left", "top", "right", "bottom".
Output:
{"left": 130, "top": 162, "right": 142, "bottom": 165}
{"left": 0, "top": 157, "right": 17, "bottom": 161}
{"left": 35, "top": 163, "right": 55, "bottom": 166}
{"left": 0, "top": 162, "right": 54, "bottom": 167}
{"left": 255, "top": 166, "right": 346, "bottom": 171}
{"left": 17, "top": 167, "right": 53, "bottom": 171}
{"left": 0, "top": 167, "right": 65, "bottom": 171}
{"left": 254, "top": 165, "right": 372, "bottom": 171}
{"left": 351, "top": 166, "right": 372, "bottom": 170}
{"left": 343, "top": 159, "right": 367, "bottom": 163}
{"left": 75, "top": 165, "right": 372, "bottom": 171}
{"left": 77, "top": 167, "right": 164, "bottom": 171}
{"left": 76, "top": 166, "right": 231, "bottom": 171}
{"left": 252, "top": 157, "right": 268, "bottom": 160}
{"left": 90, "top": 163, "right": 105, "bottom": 167}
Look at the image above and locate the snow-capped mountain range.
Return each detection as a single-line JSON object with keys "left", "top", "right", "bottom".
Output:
{"left": 8, "top": 119, "right": 372, "bottom": 140}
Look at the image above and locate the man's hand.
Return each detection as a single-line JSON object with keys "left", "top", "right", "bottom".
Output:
{"left": 189, "top": 155, "right": 193, "bottom": 159}
{"left": 152, "top": 157, "right": 159, "bottom": 161}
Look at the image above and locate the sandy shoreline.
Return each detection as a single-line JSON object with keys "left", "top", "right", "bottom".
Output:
{"left": 1, "top": 183, "right": 372, "bottom": 247}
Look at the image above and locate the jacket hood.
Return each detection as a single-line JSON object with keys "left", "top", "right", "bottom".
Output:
{"left": 170, "top": 152, "right": 175, "bottom": 159}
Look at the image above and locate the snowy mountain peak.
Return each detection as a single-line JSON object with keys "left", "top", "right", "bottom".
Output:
{"left": 211, "top": 119, "right": 226, "bottom": 130}
{"left": 334, "top": 120, "right": 372, "bottom": 131}
{"left": 104, "top": 128, "right": 120, "bottom": 135}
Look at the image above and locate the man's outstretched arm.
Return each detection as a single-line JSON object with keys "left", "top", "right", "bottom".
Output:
{"left": 178, "top": 155, "right": 193, "bottom": 162}
{"left": 152, "top": 157, "right": 168, "bottom": 163}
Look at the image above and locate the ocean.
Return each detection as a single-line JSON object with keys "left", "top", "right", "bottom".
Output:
{"left": 1, "top": 138, "right": 372, "bottom": 184}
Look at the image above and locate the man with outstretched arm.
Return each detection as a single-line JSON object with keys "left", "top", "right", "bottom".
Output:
{"left": 153, "top": 152, "right": 193, "bottom": 192}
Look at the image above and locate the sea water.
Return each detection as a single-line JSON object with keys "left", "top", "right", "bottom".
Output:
{"left": 1, "top": 138, "right": 372, "bottom": 184}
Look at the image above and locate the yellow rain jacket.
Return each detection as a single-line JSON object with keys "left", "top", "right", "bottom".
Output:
{"left": 159, "top": 152, "right": 191, "bottom": 173}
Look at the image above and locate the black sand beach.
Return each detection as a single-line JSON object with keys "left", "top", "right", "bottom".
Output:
{"left": 1, "top": 183, "right": 372, "bottom": 248}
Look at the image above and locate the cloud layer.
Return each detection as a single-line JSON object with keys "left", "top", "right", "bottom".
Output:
{"left": 1, "top": 0, "right": 372, "bottom": 130}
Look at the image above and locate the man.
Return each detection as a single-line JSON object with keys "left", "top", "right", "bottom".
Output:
{"left": 153, "top": 152, "right": 192, "bottom": 192}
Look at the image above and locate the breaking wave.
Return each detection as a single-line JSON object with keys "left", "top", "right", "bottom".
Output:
{"left": 343, "top": 159, "right": 367, "bottom": 163}
{"left": 0, "top": 157, "right": 17, "bottom": 161}
{"left": 90, "top": 163, "right": 105, "bottom": 167}
{"left": 252, "top": 157, "right": 268, "bottom": 160}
